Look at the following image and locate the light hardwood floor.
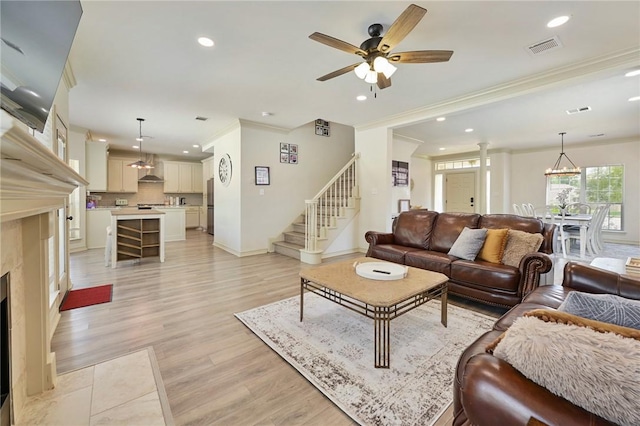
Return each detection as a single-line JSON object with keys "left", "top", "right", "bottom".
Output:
{"left": 54, "top": 230, "right": 484, "bottom": 425}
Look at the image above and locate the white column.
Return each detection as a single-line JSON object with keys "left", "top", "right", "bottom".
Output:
{"left": 478, "top": 142, "right": 488, "bottom": 214}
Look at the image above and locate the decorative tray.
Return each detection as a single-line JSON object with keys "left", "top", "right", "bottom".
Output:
{"left": 354, "top": 261, "right": 408, "bottom": 281}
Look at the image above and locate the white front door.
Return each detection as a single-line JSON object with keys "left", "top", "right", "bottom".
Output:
{"left": 446, "top": 172, "right": 476, "bottom": 213}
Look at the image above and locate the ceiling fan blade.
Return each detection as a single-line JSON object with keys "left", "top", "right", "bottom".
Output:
{"left": 377, "top": 73, "right": 391, "bottom": 89}
{"left": 309, "top": 32, "right": 367, "bottom": 57}
{"left": 377, "top": 4, "right": 427, "bottom": 53}
{"left": 388, "top": 50, "right": 454, "bottom": 64}
{"left": 317, "top": 63, "right": 361, "bottom": 81}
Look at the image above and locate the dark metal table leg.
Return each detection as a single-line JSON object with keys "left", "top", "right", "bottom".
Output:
{"left": 441, "top": 283, "right": 448, "bottom": 327}
{"left": 374, "top": 306, "right": 391, "bottom": 368}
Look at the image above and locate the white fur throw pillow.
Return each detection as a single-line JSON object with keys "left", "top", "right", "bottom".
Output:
{"left": 493, "top": 316, "right": 640, "bottom": 426}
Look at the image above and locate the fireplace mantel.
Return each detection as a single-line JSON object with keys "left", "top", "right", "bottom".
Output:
{"left": 1, "top": 111, "right": 88, "bottom": 223}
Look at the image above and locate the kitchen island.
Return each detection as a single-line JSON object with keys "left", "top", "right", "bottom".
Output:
{"left": 110, "top": 209, "right": 165, "bottom": 268}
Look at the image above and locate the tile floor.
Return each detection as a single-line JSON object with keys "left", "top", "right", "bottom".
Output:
{"left": 17, "top": 348, "right": 173, "bottom": 426}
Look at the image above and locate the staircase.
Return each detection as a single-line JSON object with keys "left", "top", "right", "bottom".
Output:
{"left": 273, "top": 154, "right": 360, "bottom": 264}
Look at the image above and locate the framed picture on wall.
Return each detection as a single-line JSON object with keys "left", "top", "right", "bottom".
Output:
{"left": 280, "top": 153, "right": 289, "bottom": 163}
{"left": 280, "top": 143, "right": 289, "bottom": 153}
{"left": 289, "top": 154, "right": 298, "bottom": 164}
{"left": 289, "top": 144, "right": 298, "bottom": 154}
{"left": 398, "top": 199, "right": 411, "bottom": 212}
{"left": 255, "top": 166, "right": 270, "bottom": 185}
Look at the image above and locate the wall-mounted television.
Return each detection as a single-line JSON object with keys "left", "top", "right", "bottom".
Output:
{"left": 1, "top": 1, "right": 83, "bottom": 133}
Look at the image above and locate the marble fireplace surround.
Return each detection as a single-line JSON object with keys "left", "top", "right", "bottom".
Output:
{"left": 1, "top": 112, "right": 88, "bottom": 424}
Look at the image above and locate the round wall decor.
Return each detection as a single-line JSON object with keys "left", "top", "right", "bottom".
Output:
{"left": 218, "top": 153, "right": 232, "bottom": 186}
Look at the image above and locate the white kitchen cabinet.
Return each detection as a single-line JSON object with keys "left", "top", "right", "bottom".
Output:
{"left": 86, "top": 208, "right": 117, "bottom": 248}
{"left": 163, "top": 161, "right": 203, "bottom": 193}
{"left": 155, "top": 208, "right": 186, "bottom": 241}
{"left": 186, "top": 206, "right": 200, "bottom": 228}
{"left": 108, "top": 158, "right": 138, "bottom": 192}
{"left": 86, "top": 142, "right": 108, "bottom": 191}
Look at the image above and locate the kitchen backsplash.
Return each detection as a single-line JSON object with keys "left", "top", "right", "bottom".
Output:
{"left": 93, "top": 183, "right": 202, "bottom": 207}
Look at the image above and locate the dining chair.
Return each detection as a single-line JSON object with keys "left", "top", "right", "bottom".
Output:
{"left": 544, "top": 206, "right": 569, "bottom": 257}
{"left": 520, "top": 203, "right": 535, "bottom": 217}
{"left": 512, "top": 203, "right": 523, "bottom": 215}
{"left": 583, "top": 204, "right": 609, "bottom": 254}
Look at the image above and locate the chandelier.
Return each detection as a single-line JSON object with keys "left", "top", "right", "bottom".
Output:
{"left": 544, "top": 132, "right": 580, "bottom": 177}
{"left": 128, "top": 118, "right": 154, "bottom": 169}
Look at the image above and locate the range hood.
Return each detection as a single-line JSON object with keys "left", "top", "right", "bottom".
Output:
{"left": 139, "top": 173, "right": 164, "bottom": 183}
{"left": 138, "top": 154, "right": 164, "bottom": 182}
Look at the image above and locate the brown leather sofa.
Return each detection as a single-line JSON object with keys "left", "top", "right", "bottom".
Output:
{"left": 365, "top": 210, "right": 555, "bottom": 307}
{"left": 454, "top": 262, "right": 640, "bottom": 426}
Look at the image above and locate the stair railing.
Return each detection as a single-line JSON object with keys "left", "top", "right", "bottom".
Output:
{"left": 304, "top": 153, "right": 359, "bottom": 252}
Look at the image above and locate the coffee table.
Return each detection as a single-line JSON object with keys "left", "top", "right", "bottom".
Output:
{"left": 300, "top": 257, "right": 448, "bottom": 368}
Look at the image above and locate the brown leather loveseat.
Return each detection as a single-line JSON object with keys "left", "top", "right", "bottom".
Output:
{"left": 365, "top": 210, "right": 555, "bottom": 307}
{"left": 454, "top": 262, "right": 640, "bottom": 425}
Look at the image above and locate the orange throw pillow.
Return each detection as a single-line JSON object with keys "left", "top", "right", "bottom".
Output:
{"left": 478, "top": 228, "right": 509, "bottom": 263}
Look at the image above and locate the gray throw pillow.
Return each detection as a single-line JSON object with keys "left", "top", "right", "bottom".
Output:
{"left": 448, "top": 227, "right": 487, "bottom": 261}
{"left": 558, "top": 291, "right": 640, "bottom": 330}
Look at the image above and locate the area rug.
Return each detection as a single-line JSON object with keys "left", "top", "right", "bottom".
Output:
{"left": 60, "top": 284, "right": 113, "bottom": 311}
{"left": 235, "top": 293, "right": 496, "bottom": 426}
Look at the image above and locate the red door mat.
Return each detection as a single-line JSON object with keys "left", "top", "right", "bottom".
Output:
{"left": 60, "top": 284, "right": 113, "bottom": 311}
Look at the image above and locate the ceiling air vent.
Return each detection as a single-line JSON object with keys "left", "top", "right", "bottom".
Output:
{"left": 566, "top": 106, "right": 592, "bottom": 115}
{"left": 195, "top": 116, "right": 208, "bottom": 121}
{"left": 526, "top": 36, "right": 563, "bottom": 56}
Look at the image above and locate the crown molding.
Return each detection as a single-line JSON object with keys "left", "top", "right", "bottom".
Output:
{"left": 238, "top": 118, "right": 289, "bottom": 134}
{"left": 356, "top": 47, "right": 640, "bottom": 132}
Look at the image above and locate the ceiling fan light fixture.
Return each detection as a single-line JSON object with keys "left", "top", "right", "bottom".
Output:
{"left": 364, "top": 70, "right": 378, "bottom": 84}
{"left": 354, "top": 62, "right": 369, "bottom": 79}
{"left": 373, "top": 56, "right": 397, "bottom": 78}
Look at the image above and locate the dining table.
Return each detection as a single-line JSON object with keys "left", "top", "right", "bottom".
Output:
{"left": 538, "top": 214, "right": 593, "bottom": 258}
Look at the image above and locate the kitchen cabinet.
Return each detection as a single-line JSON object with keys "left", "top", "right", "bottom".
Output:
{"left": 86, "top": 141, "right": 108, "bottom": 191}
{"left": 155, "top": 207, "right": 186, "bottom": 241}
{"left": 186, "top": 206, "right": 200, "bottom": 228}
{"left": 163, "top": 161, "right": 203, "bottom": 193}
{"left": 108, "top": 158, "right": 138, "bottom": 192}
{"left": 110, "top": 210, "right": 165, "bottom": 268}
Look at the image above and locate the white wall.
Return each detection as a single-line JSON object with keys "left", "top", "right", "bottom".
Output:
{"left": 209, "top": 120, "right": 355, "bottom": 256}
{"left": 511, "top": 138, "right": 640, "bottom": 245}
{"left": 211, "top": 122, "right": 242, "bottom": 254}
{"left": 391, "top": 137, "right": 421, "bottom": 214}
{"left": 489, "top": 151, "right": 511, "bottom": 214}
{"left": 410, "top": 156, "right": 432, "bottom": 210}
{"left": 356, "top": 126, "right": 393, "bottom": 250}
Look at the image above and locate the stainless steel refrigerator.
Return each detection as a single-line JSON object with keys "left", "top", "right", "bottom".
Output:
{"left": 207, "top": 178, "right": 214, "bottom": 235}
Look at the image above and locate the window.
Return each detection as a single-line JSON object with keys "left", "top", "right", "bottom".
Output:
{"left": 435, "top": 158, "right": 490, "bottom": 171}
{"left": 546, "top": 165, "right": 623, "bottom": 231}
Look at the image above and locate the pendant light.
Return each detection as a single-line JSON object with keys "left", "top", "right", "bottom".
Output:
{"left": 128, "top": 118, "right": 154, "bottom": 169}
{"left": 544, "top": 132, "right": 580, "bottom": 176}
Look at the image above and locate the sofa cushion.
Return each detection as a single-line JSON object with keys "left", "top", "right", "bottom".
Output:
{"left": 404, "top": 250, "right": 454, "bottom": 276}
{"left": 558, "top": 291, "right": 640, "bottom": 330}
{"left": 525, "top": 309, "right": 640, "bottom": 340}
{"left": 478, "top": 228, "right": 509, "bottom": 263}
{"left": 430, "top": 213, "right": 481, "bottom": 253}
{"left": 501, "top": 230, "right": 544, "bottom": 267}
{"left": 367, "top": 244, "right": 423, "bottom": 265}
{"left": 492, "top": 316, "right": 640, "bottom": 426}
{"left": 392, "top": 209, "right": 439, "bottom": 249}
{"left": 451, "top": 260, "right": 520, "bottom": 292}
{"left": 448, "top": 227, "right": 487, "bottom": 260}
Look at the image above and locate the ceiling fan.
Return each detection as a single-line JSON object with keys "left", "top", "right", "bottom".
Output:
{"left": 309, "top": 4, "right": 453, "bottom": 90}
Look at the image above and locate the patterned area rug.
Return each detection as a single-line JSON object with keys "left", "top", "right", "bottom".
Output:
{"left": 235, "top": 293, "right": 496, "bottom": 426}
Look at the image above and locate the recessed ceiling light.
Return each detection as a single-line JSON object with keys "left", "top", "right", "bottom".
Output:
{"left": 192, "top": 144, "right": 199, "bottom": 148}
{"left": 183, "top": 150, "right": 189, "bottom": 154}
{"left": 197, "top": 37, "right": 214, "bottom": 47}
{"left": 356, "top": 95, "right": 367, "bottom": 101}
{"left": 439, "top": 147, "right": 446, "bottom": 151}
{"left": 261, "top": 111, "right": 273, "bottom": 117}
{"left": 629, "top": 96, "right": 640, "bottom": 102}
{"left": 547, "top": 16, "right": 570, "bottom": 28}
{"left": 465, "top": 128, "right": 474, "bottom": 133}
{"left": 625, "top": 69, "right": 640, "bottom": 77}
{"left": 98, "top": 138, "right": 107, "bottom": 142}
{"left": 436, "top": 117, "right": 446, "bottom": 122}
{"left": 132, "top": 145, "right": 139, "bottom": 149}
